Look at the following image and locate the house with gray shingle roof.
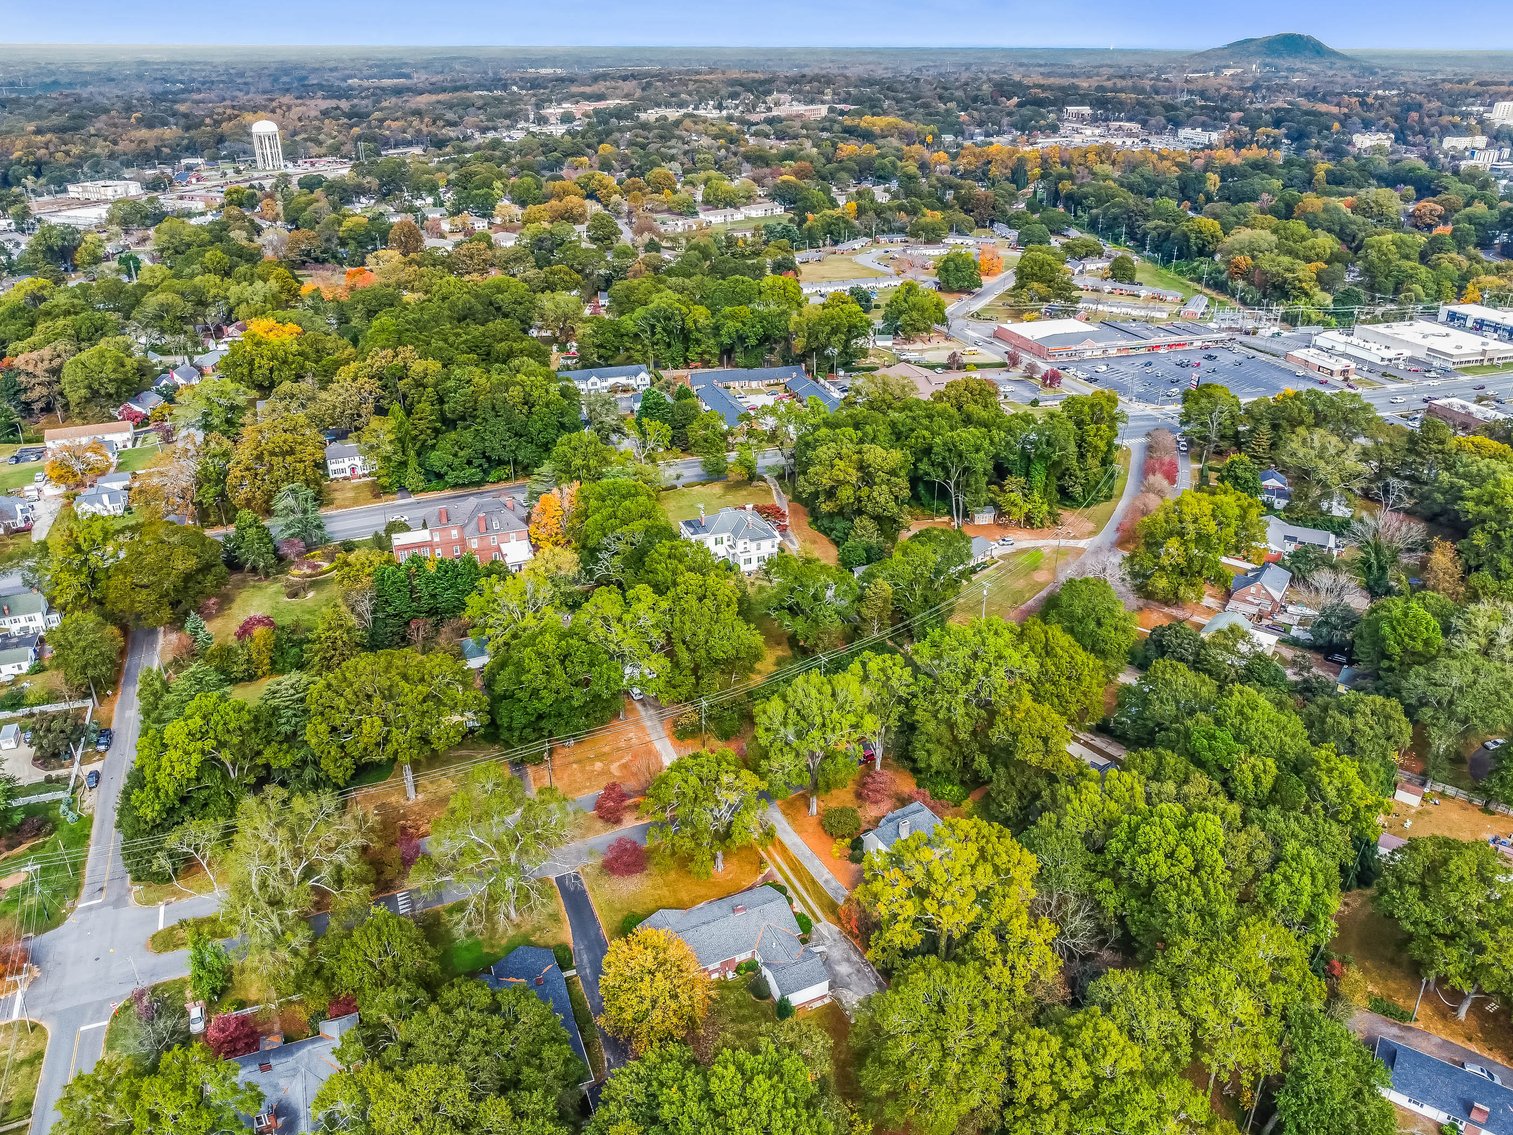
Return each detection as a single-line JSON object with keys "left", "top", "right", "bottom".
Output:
{"left": 678, "top": 505, "right": 781, "bottom": 573}
{"left": 0, "top": 589, "right": 59, "bottom": 637}
{"left": 74, "top": 485, "right": 129, "bottom": 519}
{"left": 641, "top": 884, "right": 830, "bottom": 1008}
{"left": 1228, "top": 562, "right": 1291, "bottom": 619}
{"left": 484, "top": 946, "right": 593, "bottom": 1085}
{"left": 231, "top": 1013, "right": 358, "bottom": 1135}
{"left": 862, "top": 800, "right": 942, "bottom": 856}
{"left": 1375, "top": 1036, "right": 1513, "bottom": 1134}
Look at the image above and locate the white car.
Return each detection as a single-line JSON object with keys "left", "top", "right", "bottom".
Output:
{"left": 1093, "top": 364, "right": 1110, "bottom": 372}
{"left": 1391, "top": 396, "right": 1407, "bottom": 404}
{"left": 1293, "top": 371, "right": 1306, "bottom": 378}
{"left": 1464, "top": 1063, "right": 1503, "bottom": 1085}
{"left": 1426, "top": 380, "right": 1440, "bottom": 387}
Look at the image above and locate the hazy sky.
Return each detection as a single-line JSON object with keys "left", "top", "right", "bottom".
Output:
{"left": 8, "top": 1, "right": 1513, "bottom": 50}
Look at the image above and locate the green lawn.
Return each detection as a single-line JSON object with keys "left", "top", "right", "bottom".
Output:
{"left": 148, "top": 912, "right": 228, "bottom": 954}
{"left": 0, "top": 801, "right": 91, "bottom": 936}
{"left": 420, "top": 898, "right": 569, "bottom": 980}
{"left": 204, "top": 573, "right": 342, "bottom": 642}
{"left": 0, "top": 466, "right": 43, "bottom": 494}
{"left": 951, "top": 548, "right": 1053, "bottom": 624}
{"left": 700, "top": 980, "right": 777, "bottom": 1052}
{"left": 1461, "top": 361, "right": 1513, "bottom": 376}
{"left": 0, "top": 1020, "right": 47, "bottom": 1125}
{"left": 798, "top": 254, "right": 888, "bottom": 283}
{"left": 659, "top": 481, "right": 773, "bottom": 525}
{"left": 114, "top": 444, "right": 163, "bottom": 473}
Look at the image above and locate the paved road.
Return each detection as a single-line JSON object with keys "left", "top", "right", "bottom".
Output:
{"left": 553, "top": 872, "right": 629, "bottom": 1071}
{"left": 23, "top": 628, "right": 232, "bottom": 1134}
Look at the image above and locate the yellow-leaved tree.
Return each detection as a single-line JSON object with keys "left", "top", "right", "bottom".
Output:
{"left": 598, "top": 926, "right": 712, "bottom": 1053}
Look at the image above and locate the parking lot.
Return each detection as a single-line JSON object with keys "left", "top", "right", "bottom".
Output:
{"left": 1075, "top": 344, "right": 1335, "bottom": 405}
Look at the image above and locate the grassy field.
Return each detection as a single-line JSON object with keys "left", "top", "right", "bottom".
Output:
{"left": 950, "top": 548, "right": 1073, "bottom": 624}
{"left": 583, "top": 844, "right": 767, "bottom": 938}
{"left": 0, "top": 801, "right": 91, "bottom": 937}
{"left": 659, "top": 480, "right": 772, "bottom": 524}
{"left": 203, "top": 573, "right": 342, "bottom": 642}
{"left": 0, "top": 1020, "right": 47, "bottom": 1125}
{"left": 799, "top": 254, "right": 888, "bottom": 283}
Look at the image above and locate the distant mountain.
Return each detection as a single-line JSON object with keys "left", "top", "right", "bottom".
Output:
{"left": 1188, "top": 33, "right": 1355, "bottom": 67}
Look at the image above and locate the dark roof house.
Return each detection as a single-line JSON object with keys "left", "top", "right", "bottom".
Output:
{"left": 231, "top": 1013, "right": 360, "bottom": 1135}
{"left": 642, "top": 884, "right": 830, "bottom": 1007}
{"left": 1375, "top": 1036, "right": 1513, "bottom": 1134}
{"left": 484, "top": 946, "right": 592, "bottom": 1082}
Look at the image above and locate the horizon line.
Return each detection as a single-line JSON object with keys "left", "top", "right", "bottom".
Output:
{"left": 4, "top": 41, "right": 1510, "bottom": 53}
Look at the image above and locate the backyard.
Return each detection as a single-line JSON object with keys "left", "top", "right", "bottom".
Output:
{"left": 1332, "top": 890, "right": 1513, "bottom": 1066}
{"left": 420, "top": 897, "right": 570, "bottom": 979}
{"left": 203, "top": 573, "right": 342, "bottom": 642}
{"left": 659, "top": 480, "right": 773, "bottom": 525}
{"left": 950, "top": 548, "right": 1071, "bottom": 623}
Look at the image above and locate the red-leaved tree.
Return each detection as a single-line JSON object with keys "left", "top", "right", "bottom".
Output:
{"left": 205, "top": 1012, "right": 260, "bottom": 1058}
{"left": 595, "top": 782, "right": 629, "bottom": 825}
{"left": 233, "top": 614, "right": 276, "bottom": 641}
{"left": 602, "top": 837, "right": 646, "bottom": 877}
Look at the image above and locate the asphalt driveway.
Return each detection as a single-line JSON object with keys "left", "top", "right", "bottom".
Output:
{"left": 555, "top": 871, "right": 629, "bottom": 1071}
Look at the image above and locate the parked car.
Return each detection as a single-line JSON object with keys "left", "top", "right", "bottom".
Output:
{"left": 1292, "top": 371, "right": 1307, "bottom": 378}
{"left": 1464, "top": 1063, "right": 1503, "bottom": 1085}
{"left": 1325, "top": 652, "right": 1349, "bottom": 665}
{"left": 95, "top": 728, "right": 113, "bottom": 752}
{"left": 85, "top": 770, "right": 100, "bottom": 790}
{"left": 1202, "top": 353, "right": 1218, "bottom": 360}
{"left": 1176, "top": 439, "right": 1189, "bottom": 452}
{"left": 1093, "top": 364, "right": 1110, "bottom": 373}
{"left": 859, "top": 739, "right": 877, "bottom": 766}
{"left": 993, "top": 536, "right": 1017, "bottom": 549}
{"left": 629, "top": 687, "right": 643, "bottom": 702}
{"left": 1485, "top": 738, "right": 1508, "bottom": 751}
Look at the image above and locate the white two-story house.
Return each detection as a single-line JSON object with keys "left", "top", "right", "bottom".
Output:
{"left": 679, "top": 505, "right": 781, "bottom": 573}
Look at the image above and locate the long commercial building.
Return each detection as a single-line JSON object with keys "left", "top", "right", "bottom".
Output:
{"left": 1439, "top": 302, "right": 1513, "bottom": 340}
{"left": 993, "top": 318, "right": 1228, "bottom": 361}
{"left": 1351, "top": 320, "right": 1513, "bottom": 367}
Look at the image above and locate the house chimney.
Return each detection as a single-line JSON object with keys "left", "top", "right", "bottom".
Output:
{"left": 477, "top": 517, "right": 487, "bottom": 534}
{"left": 698, "top": 504, "right": 705, "bottom": 521}
{"left": 733, "top": 903, "right": 746, "bottom": 915}
{"left": 1, "top": 605, "right": 8, "bottom": 617}
{"left": 436, "top": 507, "right": 448, "bottom": 524}
{"left": 1470, "top": 1104, "right": 1490, "bottom": 1125}
{"left": 898, "top": 817, "right": 911, "bottom": 839}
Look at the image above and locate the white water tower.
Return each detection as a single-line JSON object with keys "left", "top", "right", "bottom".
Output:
{"left": 251, "top": 119, "right": 284, "bottom": 171}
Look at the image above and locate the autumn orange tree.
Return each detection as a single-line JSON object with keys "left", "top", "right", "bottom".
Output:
{"left": 528, "top": 484, "right": 576, "bottom": 548}
{"left": 46, "top": 440, "right": 111, "bottom": 489}
{"left": 978, "top": 246, "right": 1004, "bottom": 276}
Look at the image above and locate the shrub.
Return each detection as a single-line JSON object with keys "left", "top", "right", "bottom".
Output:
{"left": 205, "top": 1012, "right": 260, "bottom": 1058}
{"left": 1367, "top": 995, "right": 1413, "bottom": 1022}
{"left": 553, "top": 944, "right": 574, "bottom": 970}
{"left": 1147, "top": 428, "right": 1177, "bottom": 459}
{"left": 671, "top": 711, "right": 702, "bottom": 741}
{"left": 397, "top": 826, "right": 422, "bottom": 870}
{"left": 276, "top": 537, "right": 305, "bottom": 561}
{"left": 233, "top": 614, "right": 276, "bottom": 641}
{"left": 856, "top": 768, "right": 895, "bottom": 810}
{"left": 747, "top": 972, "right": 771, "bottom": 1000}
{"left": 917, "top": 778, "right": 967, "bottom": 806}
{"left": 707, "top": 697, "right": 748, "bottom": 741}
{"left": 327, "top": 994, "right": 358, "bottom": 1018}
{"left": 603, "top": 837, "right": 647, "bottom": 878}
{"left": 794, "top": 912, "right": 814, "bottom": 937}
{"left": 775, "top": 995, "right": 795, "bottom": 1020}
{"left": 1143, "top": 455, "right": 1179, "bottom": 485}
{"left": 849, "top": 837, "right": 865, "bottom": 864}
{"left": 735, "top": 959, "right": 760, "bottom": 976}
{"left": 1140, "top": 474, "right": 1174, "bottom": 498}
{"left": 820, "top": 806, "right": 861, "bottom": 841}
{"left": 595, "top": 782, "right": 630, "bottom": 825}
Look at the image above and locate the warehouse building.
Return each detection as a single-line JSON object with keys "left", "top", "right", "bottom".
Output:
{"left": 1350, "top": 321, "right": 1513, "bottom": 367}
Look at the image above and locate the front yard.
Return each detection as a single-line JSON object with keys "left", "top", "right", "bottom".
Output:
{"left": 659, "top": 480, "right": 773, "bottom": 524}
{"left": 0, "top": 1021, "right": 47, "bottom": 1125}
{"left": 583, "top": 843, "right": 767, "bottom": 938}
{"left": 0, "top": 800, "right": 91, "bottom": 936}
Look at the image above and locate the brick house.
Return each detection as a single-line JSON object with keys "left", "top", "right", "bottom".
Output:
{"left": 1228, "top": 562, "right": 1291, "bottom": 619}
{"left": 391, "top": 495, "right": 534, "bottom": 569}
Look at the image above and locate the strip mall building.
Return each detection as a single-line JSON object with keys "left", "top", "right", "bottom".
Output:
{"left": 993, "top": 318, "right": 1229, "bottom": 361}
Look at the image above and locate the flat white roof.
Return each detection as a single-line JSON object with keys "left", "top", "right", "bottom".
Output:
{"left": 1354, "top": 321, "right": 1513, "bottom": 359}
{"left": 1443, "top": 302, "right": 1513, "bottom": 324}
{"left": 1287, "top": 347, "right": 1354, "bottom": 368}
{"left": 998, "top": 318, "right": 1102, "bottom": 341}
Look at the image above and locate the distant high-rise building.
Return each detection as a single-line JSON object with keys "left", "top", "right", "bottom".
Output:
{"left": 1491, "top": 101, "right": 1513, "bottom": 126}
{"left": 250, "top": 119, "right": 283, "bottom": 170}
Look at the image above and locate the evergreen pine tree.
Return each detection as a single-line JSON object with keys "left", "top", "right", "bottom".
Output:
{"left": 183, "top": 612, "right": 213, "bottom": 654}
